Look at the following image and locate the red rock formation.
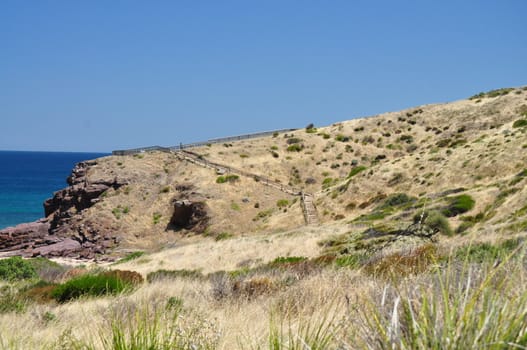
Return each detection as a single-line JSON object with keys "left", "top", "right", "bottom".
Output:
{"left": 0, "top": 160, "right": 126, "bottom": 259}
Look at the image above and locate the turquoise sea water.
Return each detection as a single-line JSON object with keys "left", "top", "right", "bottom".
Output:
{"left": 0, "top": 151, "right": 108, "bottom": 229}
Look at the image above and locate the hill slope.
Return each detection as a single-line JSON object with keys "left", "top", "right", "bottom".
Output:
{"left": 1, "top": 86, "right": 526, "bottom": 261}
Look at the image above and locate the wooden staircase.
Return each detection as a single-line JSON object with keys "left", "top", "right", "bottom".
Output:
{"left": 301, "top": 192, "right": 319, "bottom": 225}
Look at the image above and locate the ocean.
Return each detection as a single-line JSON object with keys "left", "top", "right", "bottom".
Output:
{"left": 0, "top": 151, "right": 108, "bottom": 230}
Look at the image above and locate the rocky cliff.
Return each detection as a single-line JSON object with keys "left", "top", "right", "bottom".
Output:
{"left": 0, "top": 160, "right": 126, "bottom": 259}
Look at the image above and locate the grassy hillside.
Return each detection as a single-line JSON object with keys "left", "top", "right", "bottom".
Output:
{"left": 1, "top": 86, "right": 527, "bottom": 348}
{"left": 57, "top": 85, "right": 527, "bottom": 259}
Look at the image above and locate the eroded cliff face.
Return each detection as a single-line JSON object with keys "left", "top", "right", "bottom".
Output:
{"left": 0, "top": 160, "right": 127, "bottom": 259}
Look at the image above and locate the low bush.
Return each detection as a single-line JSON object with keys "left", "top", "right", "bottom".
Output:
{"left": 442, "top": 194, "right": 475, "bottom": 217}
{"left": 335, "top": 254, "right": 365, "bottom": 268}
{"left": 335, "top": 134, "right": 350, "bottom": 142}
{"left": 470, "top": 88, "right": 514, "bottom": 99}
{"left": 276, "top": 199, "right": 290, "bottom": 208}
{"left": 152, "top": 212, "right": 162, "bottom": 224}
{"left": 253, "top": 209, "right": 273, "bottom": 221}
{"left": 269, "top": 256, "right": 307, "bottom": 266}
{"left": 0, "top": 256, "right": 37, "bottom": 281}
{"left": 417, "top": 210, "right": 452, "bottom": 236}
{"left": 286, "top": 144, "right": 304, "bottom": 152}
{"left": 322, "top": 177, "right": 336, "bottom": 189}
{"left": 398, "top": 134, "right": 414, "bottom": 144}
{"left": 513, "top": 119, "right": 527, "bottom": 128}
{"left": 454, "top": 238, "right": 522, "bottom": 263}
{"left": 51, "top": 270, "right": 141, "bottom": 303}
{"left": 286, "top": 137, "right": 303, "bottom": 145}
{"left": 348, "top": 166, "right": 366, "bottom": 178}
{"left": 216, "top": 174, "right": 240, "bottom": 183}
{"left": 0, "top": 286, "right": 26, "bottom": 314}
{"left": 377, "top": 193, "right": 415, "bottom": 210}
{"left": 305, "top": 124, "right": 317, "bottom": 133}
{"left": 215, "top": 232, "right": 233, "bottom": 241}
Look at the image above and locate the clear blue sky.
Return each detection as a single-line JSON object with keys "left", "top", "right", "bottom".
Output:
{"left": 1, "top": 1, "right": 526, "bottom": 152}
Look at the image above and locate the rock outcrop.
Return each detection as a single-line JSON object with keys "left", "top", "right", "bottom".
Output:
{"left": 44, "top": 161, "right": 126, "bottom": 228}
{"left": 0, "top": 220, "right": 52, "bottom": 256}
{"left": 168, "top": 184, "right": 210, "bottom": 233}
{"left": 169, "top": 200, "right": 209, "bottom": 233}
{"left": 0, "top": 160, "right": 126, "bottom": 259}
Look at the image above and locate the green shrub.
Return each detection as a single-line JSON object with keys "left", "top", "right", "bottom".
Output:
{"left": 424, "top": 210, "right": 452, "bottom": 236}
{"left": 456, "top": 221, "right": 474, "bottom": 234}
{"left": 398, "top": 134, "right": 414, "bottom": 144}
{"left": 348, "top": 166, "right": 366, "bottom": 178}
{"left": 513, "top": 119, "right": 527, "bottom": 128}
{"left": 286, "top": 144, "right": 304, "bottom": 152}
{"left": 286, "top": 137, "right": 303, "bottom": 145}
{"left": 166, "top": 296, "right": 184, "bottom": 311}
{"left": 335, "top": 134, "right": 350, "bottom": 142}
{"left": 253, "top": 209, "right": 273, "bottom": 221}
{"left": 0, "top": 257, "right": 37, "bottom": 281}
{"left": 442, "top": 194, "right": 475, "bottom": 217}
{"left": 226, "top": 174, "right": 240, "bottom": 182}
{"left": 378, "top": 193, "right": 415, "bottom": 209}
{"left": 0, "top": 286, "right": 26, "bottom": 314}
{"left": 470, "top": 88, "right": 514, "bottom": 99}
{"left": 276, "top": 199, "right": 290, "bottom": 208}
{"left": 159, "top": 186, "right": 170, "bottom": 193}
{"left": 322, "top": 177, "right": 336, "bottom": 189}
{"left": 215, "top": 232, "right": 233, "bottom": 241}
{"left": 357, "top": 211, "right": 389, "bottom": 221}
{"left": 152, "top": 212, "right": 162, "bottom": 224}
{"left": 305, "top": 124, "right": 317, "bottom": 133}
{"left": 270, "top": 256, "right": 307, "bottom": 266}
{"left": 51, "top": 272, "right": 137, "bottom": 303}
{"left": 216, "top": 174, "right": 240, "bottom": 183}
{"left": 454, "top": 239, "right": 521, "bottom": 263}
{"left": 335, "top": 254, "right": 364, "bottom": 268}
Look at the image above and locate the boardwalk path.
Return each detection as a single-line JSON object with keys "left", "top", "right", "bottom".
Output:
{"left": 112, "top": 128, "right": 319, "bottom": 225}
{"left": 173, "top": 150, "right": 319, "bottom": 225}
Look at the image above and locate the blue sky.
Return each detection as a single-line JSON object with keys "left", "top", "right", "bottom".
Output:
{"left": 1, "top": 1, "right": 526, "bottom": 152}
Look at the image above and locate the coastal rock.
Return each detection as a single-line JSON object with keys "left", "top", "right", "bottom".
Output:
{"left": 0, "top": 220, "right": 50, "bottom": 252}
{"left": 0, "top": 159, "right": 126, "bottom": 259}
{"left": 31, "top": 238, "right": 81, "bottom": 257}
{"left": 44, "top": 160, "right": 126, "bottom": 229}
